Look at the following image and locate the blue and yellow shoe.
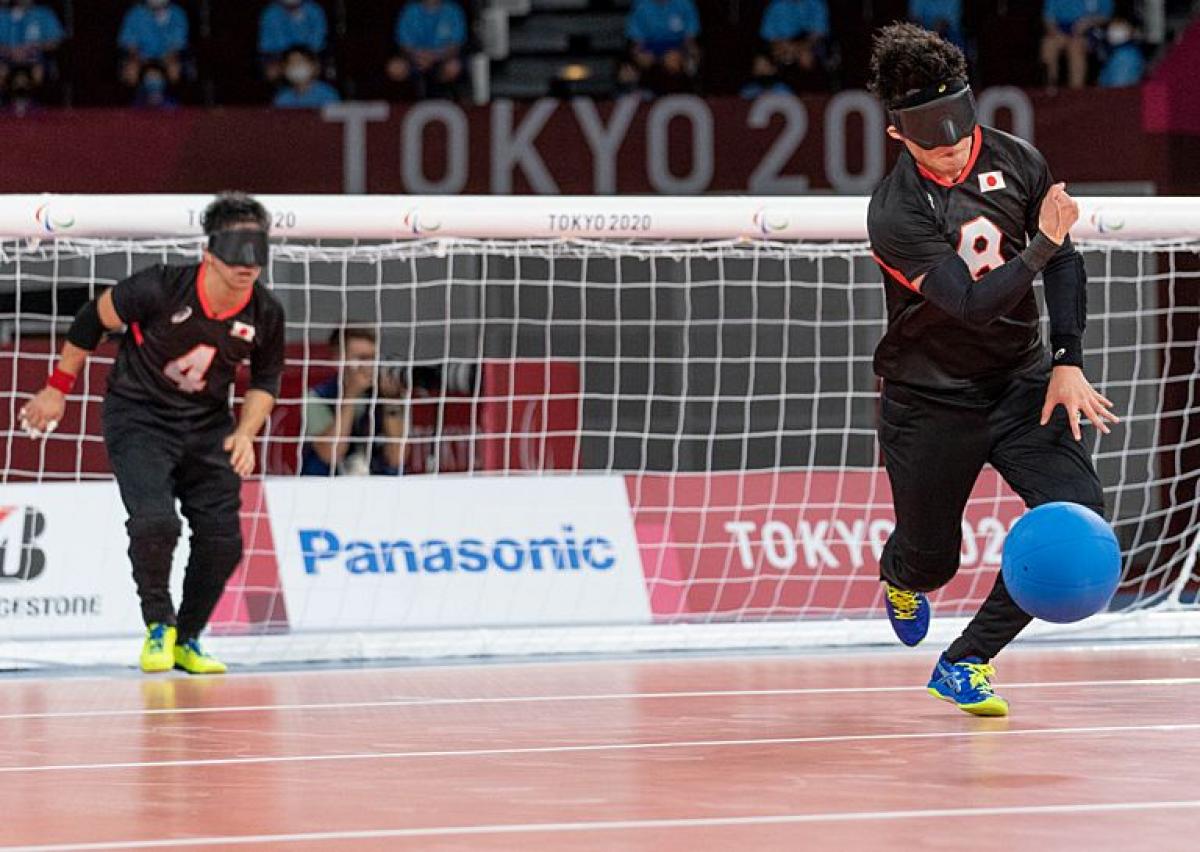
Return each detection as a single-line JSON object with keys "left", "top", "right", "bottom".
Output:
{"left": 140, "top": 622, "right": 176, "bottom": 673}
{"left": 927, "top": 654, "right": 1009, "bottom": 716}
{"left": 883, "top": 582, "right": 930, "bottom": 646}
{"left": 173, "top": 638, "right": 227, "bottom": 675}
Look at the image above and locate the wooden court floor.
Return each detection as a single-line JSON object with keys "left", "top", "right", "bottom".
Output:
{"left": 1, "top": 644, "right": 1199, "bottom": 850}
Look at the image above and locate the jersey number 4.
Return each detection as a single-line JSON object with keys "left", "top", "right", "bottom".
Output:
{"left": 164, "top": 345, "right": 216, "bottom": 393}
{"left": 957, "top": 216, "right": 1005, "bottom": 281}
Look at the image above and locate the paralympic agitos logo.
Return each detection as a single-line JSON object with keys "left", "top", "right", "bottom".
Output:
{"left": 34, "top": 203, "right": 77, "bottom": 234}
{"left": 0, "top": 506, "right": 47, "bottom": 582}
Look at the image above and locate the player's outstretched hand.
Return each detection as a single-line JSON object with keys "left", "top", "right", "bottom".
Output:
{"left": 1038, "top": 182, "right": 1079, "bottom": 245}
{"left": 1041, "top": 366, "right": 1120, "bottom": 441}
{"left": 19, "top": 387, "right": 66, "bottom": 440}
{"left": 224, "top": 433, "right": 256, "bottom": 478}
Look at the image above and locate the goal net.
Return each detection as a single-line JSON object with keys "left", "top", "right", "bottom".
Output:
{"left": 1, "top": 195, "right": 1198, "bottom": 667}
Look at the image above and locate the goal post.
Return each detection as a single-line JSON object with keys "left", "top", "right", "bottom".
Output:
{"left": 1, "top": 194, "right": 1198, "bottom": 669}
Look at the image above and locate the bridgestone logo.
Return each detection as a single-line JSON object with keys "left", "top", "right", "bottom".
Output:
{"left": 0, "top": 506, "right": 47, "bottom": 582}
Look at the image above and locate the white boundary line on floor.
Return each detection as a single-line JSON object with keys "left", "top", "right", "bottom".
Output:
{"left": 2, "top": 721, "right": 1198, "bottom": 775}
{"left": 1, "top": 676, "right": 1199, "bottom": 722}
{"left": 3, "top": 799, "right": 1200, "bottom": 850}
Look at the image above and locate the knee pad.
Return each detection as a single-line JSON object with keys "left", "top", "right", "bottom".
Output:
{"left": 126, "top": 514, "right": 182, "bottom": 542}
{"left": 919, "top": 549, "right": 962, "bottom": 590}
{"left": 188, "top": 533, "right": 244, "bottom": 584}
{"left": 889, "top": 544, "right": 960, "bottom": 593}
{"left": 126, "top": 514, "right": 181, "bottom": 579}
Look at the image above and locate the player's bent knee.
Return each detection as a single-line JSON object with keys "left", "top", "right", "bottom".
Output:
{"left": 885, "top": 538, "right": 961, "bottom": 592}
{"left": 126, "top": 514, "right": 182, "bottom": 542}
{"left": 919, "top": 550, "right": 961, "bottom": 590}
{"left": 190, "top": 533, "right": 244, "bottom": 581}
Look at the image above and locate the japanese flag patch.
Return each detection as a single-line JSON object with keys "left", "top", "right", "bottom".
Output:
{"left": 230, "top": 321, "right": 256, "bottom": 342}
{"left": 978, "top": 171, "right": 1006, "bottom": 193}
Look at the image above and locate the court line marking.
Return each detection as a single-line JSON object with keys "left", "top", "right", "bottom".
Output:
{"left": 2, "top": 721, "right": 1197, "bottom": 775}
{"left": 2, "top": 799, "right": 1200, "bottom": 850}
{"left": 3, "top": 640, "right": 1197, "bottom": 684}
{"left": 1, "top": 676, "right": 1199, "bottom": 722}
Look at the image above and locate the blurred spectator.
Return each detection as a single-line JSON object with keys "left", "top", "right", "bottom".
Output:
{"left": 259, "top": 0, "right": 328, "bottom": 84}
{"left": 1041, "top": 0, "right": 1114, "bottom": 89}
{"left": 907, "top": 0, "right": 963, "bottom": 49}
{"left": 1098, "top": 16, "right": 1145, "bottom": 87}
{"left": 118, "top": 0, "right": 189, "bottom": 89}
{"left": 273, "top": 45, "right": 339, "bottom": 107}
{"left": 387, "top": 0, "right": 466, "bottom": 99}
{"left": 132, "top": 60, "right": 178, "bottom": 109}
{"left": 1, "top": 62, "right": 37, "bottom": 114}
{"left": 622, "top": 0, "right": 701, "bottom": 95}
{"left": 0, "top": 0, "right": 63, "bottom": 92}
{"left": 749, "top": 0, "right": 830, "bottom": 94}
{"left": 302, "top": 327, "right": 409, "bottom": 477}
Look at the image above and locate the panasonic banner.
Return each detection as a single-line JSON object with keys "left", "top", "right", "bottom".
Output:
{"left": 266, "top": 476, "right": 651, "bottom": 630}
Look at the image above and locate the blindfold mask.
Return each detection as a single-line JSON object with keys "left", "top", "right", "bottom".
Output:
{"left": 889, "top": 81, "right": 977, "bottom": 150}
{"left": 209, "top": 230, "right": 270, "bottom": 267}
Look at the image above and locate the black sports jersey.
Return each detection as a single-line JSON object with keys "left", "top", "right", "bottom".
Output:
{"left": 106, "top": 263, "right": 285, "bottom": 417}
{"left": 868, "top": 125, "right": 1058, "bottom": 394}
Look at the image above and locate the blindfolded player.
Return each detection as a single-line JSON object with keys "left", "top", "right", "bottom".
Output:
{"left": 866, "top": 24, "right": 1119, "bottom": 715}
{"left": 20, "top": 192, "right": 286, "bottom": 675}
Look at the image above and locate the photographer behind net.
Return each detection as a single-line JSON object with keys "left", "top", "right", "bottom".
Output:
{"left": 301, "top": 326, "right": 410, "bottom": 476}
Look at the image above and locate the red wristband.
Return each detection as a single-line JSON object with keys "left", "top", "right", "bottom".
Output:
{"left": 46, "top": 368, "right": 76, "bottom": 395}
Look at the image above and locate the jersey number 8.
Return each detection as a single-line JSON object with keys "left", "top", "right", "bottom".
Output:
{"left": 957, "top": 216, "right": 1005, "bottom": 281}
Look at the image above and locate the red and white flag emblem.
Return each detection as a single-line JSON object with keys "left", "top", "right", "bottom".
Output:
{"left": 978, "top": 171, "right": 1006, "bottom": 193}
{"left": 230, "top": 321, "right": 256, "bottom": 342}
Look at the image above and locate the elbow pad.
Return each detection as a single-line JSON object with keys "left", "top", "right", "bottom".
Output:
{"left": 66, "top": 298, "right": 106, "bottom": 351}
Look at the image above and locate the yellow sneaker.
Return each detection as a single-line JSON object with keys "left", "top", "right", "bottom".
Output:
{"left": 140, "top": 623, "right": 177, "bottom": 673}
{"left": 173, "top": 638, "right": 227, "bottom": 675}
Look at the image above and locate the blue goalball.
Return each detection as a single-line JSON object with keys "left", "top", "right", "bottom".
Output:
{"left": 1001, "top": 502, "right": 1122, "bottom": 624}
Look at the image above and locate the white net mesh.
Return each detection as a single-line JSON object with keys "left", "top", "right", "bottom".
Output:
{"left": 1, "top": 235, "right": 1198, "bottom": 664}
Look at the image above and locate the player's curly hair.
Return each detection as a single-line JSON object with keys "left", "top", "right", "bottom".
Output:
{"left": 202, "top": 192, "right": 271, "bottom": 235}
{"left": 868, "top": 22, "right": 969, "bottom": 108}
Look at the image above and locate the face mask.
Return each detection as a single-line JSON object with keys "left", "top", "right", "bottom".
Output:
{"left": 1108, "top": 23, "right": 1133, "bottom": 46}
{"left": 285, "top": 62, "right": 314, "bottom": 86}
{"left": 209, "top": 230, "right": 270, "bottom": 267}
{"left": 142, "top": 74, "right": 167, "bottom": 96}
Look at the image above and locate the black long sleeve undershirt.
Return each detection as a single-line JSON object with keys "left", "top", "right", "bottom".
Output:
{"left": 920, "top": 232, "right": 1061, "bottom": 328}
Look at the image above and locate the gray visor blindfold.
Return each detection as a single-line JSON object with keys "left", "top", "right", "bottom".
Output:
{"left": 889, "top": 83, "right": 977, "bottom": 150}
{"left": 209, "top": 230, "right": 270, "bottom": 267}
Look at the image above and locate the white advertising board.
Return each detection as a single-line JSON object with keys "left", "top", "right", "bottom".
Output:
{"left": 265, "top": 476, "right": 651, "bottom": 630}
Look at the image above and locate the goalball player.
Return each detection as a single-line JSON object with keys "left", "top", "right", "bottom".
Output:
{"left": 19, "top": 193, "right": 286, "bottom": 675}
{"left": 866, "top": 24, "right": 1119, "bottom": 715}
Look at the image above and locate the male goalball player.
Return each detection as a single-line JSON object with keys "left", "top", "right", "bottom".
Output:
{"left": 867, "top": 24, "right": 1119, "bottom": 716}
{"left": 19, "top": 193, "right": 286, "bottom": 675}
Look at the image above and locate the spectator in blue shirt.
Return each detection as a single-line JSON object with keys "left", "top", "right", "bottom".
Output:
{"left": 259, "top": 0, "right": 329, "bottom": 83}
{"left": 273, "top": 46, "right": 340, "bottom": 108}
{"left": 908, "top": 0, "right": 963, "bottom": 49}
{"left": 118, "top": 0, "right": 189, "bottom": 89}
{"left": 623, "top": 0, "right": 701, "bottom": 95}
{"left": 387, "top": 0, "right": 467, "bottom": 98}
{"left": 1041, "top": 0, "right": 1113, "bottom": 89}
{"left": 1098, "top": 16, "right": 1145, "bottom": 87}
{"left": 747, "top": 0, "right": 830, "bottom": 94}
{"left": 0, "top": 0, "right": 64, "bottom": 91}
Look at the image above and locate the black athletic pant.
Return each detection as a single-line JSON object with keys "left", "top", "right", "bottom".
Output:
{"left": 877, "top": 365, "right": 1104, "bottom": 662}
{"left": 103, "top": 394, "right": 244, "bottom": 643}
